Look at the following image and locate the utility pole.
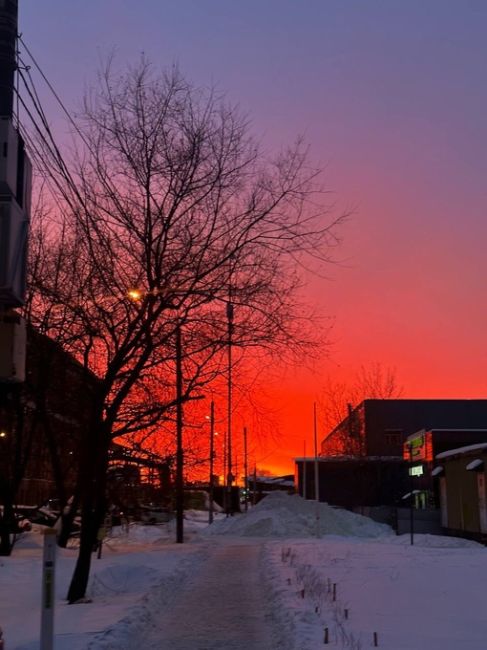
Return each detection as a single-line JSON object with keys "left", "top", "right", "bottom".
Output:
{"left": 226, "top": 298, "right": 234, "bottom": 515}
{"left": 313, "top": 402, "right": 320, "bottom": 538}
{"left": 252, "top": 465, "right": 257, "bottom": 506}
{"left": 243, "top": 426, "right": 248, "bottom": 512}
{"left": 208, "top": 400, "right": 215, "bottom": 524}
{"left": 175, "top": 322, "right": 184, "bottom": 543}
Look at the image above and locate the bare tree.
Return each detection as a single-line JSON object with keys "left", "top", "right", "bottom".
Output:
{"left": 319, "top": 362, "right": 403, "bottom": 435}
{"left": 22, "top": 59, "right": 345, "bottom": 601}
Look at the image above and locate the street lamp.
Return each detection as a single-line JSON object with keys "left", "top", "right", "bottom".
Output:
{"left": 127, "top": 288, "right": 185, "bottom": 542}
{"left": 175, "top": 320, "right": 184, "bottom": 543}
{"left": 127, "top": 285, "right": 234, "bottom": 527}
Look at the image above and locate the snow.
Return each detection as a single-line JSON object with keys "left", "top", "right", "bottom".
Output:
{"left": 203, "top": 491, "right": 392, "bottom": 538}
{"left": 465, "top": 459, "right": 484, "bottom": 471}
{"left": 0, "top": 492, "right": 485, "bottom": 649}
{"left": 431, "top": 465, "right": 444, "bottom": 476}
{"left": 436, "top": 442, "right": 487, "bottom": 459}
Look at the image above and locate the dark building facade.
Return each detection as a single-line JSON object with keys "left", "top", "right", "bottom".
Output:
{"left": 0, "top": 328, "right": 98, "bottom": 506}
{"left": 295, "top": 457, "right": 407, "bottom": 509}
{"left": 321, "top": 399, "right": 487, "bottom": 459}
{"left": 294, "top": 400, "right": 487, "bottom": 515}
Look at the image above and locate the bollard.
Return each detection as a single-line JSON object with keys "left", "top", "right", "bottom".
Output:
{"left": 332, "top": 583, "right": 336, "bottom": 601}
{"left": 301, "top": 589, "right": 305, "bottom": 598}
{"left": 323, "top": 627, "right": 329, "bottom": 644}
{"left": 40, "top": 528, "right": 57, "bottom": 650}
{"left": 373, "top": 631, "right": 378, "bottom": 647}
{"left": 287, "top": 577, "right": 291, "bottom": 585}
{"left": 344, "top": 608, "right": 348, "bottom": 619}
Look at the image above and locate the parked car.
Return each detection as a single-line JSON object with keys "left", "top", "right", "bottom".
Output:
{"left": 15, "top": 514, "right": 32, "bottom": 532}
{"left": 139, "top": 505, "right": 172, "bottom": 524}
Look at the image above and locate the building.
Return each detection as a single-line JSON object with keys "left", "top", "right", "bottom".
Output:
{"left": 404, "top": 429, "right": 487, "bottom": 508}
{"left": 295, "top": 400, "right": 487, "bottom": 519}
{"left": 321, "top": 399, "right": 487, "bottom": 459}
{"left": 434, "top": 443, "right": 487, "bottom": 540}
{"left": 0, "top": 327, "right": 98, "bottom": 507}
{"left": 295, "top": 456, "right": 407, "bottom": 509}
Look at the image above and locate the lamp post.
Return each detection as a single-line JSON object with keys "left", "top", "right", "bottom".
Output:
{"left": 175, "top": 320, "right": 184, "bottom": 543}
{"left": 127, "top": 285, "right": 233, "bottom": 529}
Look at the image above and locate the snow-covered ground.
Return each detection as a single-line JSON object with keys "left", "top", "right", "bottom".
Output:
{"left": 1, "top": 493, "right": 485, "bottom": 649}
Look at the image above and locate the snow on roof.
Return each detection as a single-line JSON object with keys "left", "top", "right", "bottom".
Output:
{"left": 431, "top": 466, "right": 444, "bottom": 477}
{"left": 251, "top": 476, "right": 294, "bottom": 487}
{"left": 466, "top": 459, "right": 484, "bottom": 471}
{"left": 295, "top": 456, "right": 404, "bottom": 462}
{"left": 436, "top": 442, "right": 487, "bottom": 460}
{"left": 203, "top": 491, "right": 393, "bottom": 539}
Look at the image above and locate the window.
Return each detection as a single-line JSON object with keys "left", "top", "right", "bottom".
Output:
{"left": 384, "top": 430, "right": 402, "bottom": 446}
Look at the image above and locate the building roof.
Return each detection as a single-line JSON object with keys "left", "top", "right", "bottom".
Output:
{"left": 436, "top": 442, "right": 487, "bottom": 460}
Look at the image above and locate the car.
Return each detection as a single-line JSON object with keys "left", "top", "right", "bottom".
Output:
{"left": 139, "top": 505, "right": 172, "bottom": 524}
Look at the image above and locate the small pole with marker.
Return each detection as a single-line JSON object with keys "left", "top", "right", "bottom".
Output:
{"left": 40, "top": 528, "right": 57, "bottom": 650}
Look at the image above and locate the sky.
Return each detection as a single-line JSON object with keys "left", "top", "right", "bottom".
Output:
{"left": 19, "top": 1, "right": 487, "bottom": 474}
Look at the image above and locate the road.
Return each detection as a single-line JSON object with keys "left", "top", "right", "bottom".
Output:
{"left": 145, "top": 541, "right": 287, "bottom": 650}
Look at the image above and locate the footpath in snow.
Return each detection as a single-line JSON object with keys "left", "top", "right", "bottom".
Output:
{"left": 1, "top": 492, "right": 486, "bottom": 650}
{"left": 144, "top": 541, "right": 285, "bottom": 650}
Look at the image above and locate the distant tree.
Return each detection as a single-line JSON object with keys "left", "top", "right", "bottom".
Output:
{"left": 23, "top": 59, "right": 345, "bottom": 601}
{"left": 319, "top": 362, "right": 403, "bottom": 436}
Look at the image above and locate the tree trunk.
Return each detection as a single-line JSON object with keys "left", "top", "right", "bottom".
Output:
{"left": 67, "top": 419, "right": 109, "bottom": 603}
{"left": 0, "top": 498, "right": 15, "bottom": 556}
{"left": 66, "top": 492, "right": 98, "bottom": 602}
{"left": 57, "top": 493, "right": 80, "bottom": 549}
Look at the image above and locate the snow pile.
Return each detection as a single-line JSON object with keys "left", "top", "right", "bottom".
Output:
{"left": 204, "top": 492, "right": 393, "bottom": 538}
{"left": 90, "top": 564, "right": 161, "bottom": 598}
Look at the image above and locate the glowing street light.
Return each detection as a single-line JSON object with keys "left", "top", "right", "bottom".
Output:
{"left": 127, "top": 289, "right": 143, "bottom": 301}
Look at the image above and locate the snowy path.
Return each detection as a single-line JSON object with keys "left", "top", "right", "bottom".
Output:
{"left": 145, "top": 541, "right": 284, "bottom": 650}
